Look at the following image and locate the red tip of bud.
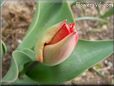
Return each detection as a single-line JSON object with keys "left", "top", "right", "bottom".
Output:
{"left": 48, "top": 21, "right": 76, "bottom": 45}
{"left": 68, "top": 23, "right": 76, "bottom": 32}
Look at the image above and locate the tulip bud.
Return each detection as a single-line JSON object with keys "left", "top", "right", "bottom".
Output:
{"left": 35, "top": 20, "right": 78, "bottom": 66}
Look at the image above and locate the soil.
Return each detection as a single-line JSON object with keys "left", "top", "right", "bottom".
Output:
{"left": 1, "top": 0, "right": 114, "bottom": 85}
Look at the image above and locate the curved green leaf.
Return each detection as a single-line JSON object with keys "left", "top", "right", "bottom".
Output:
{"left": 25, "top": 40, "right": 113, "bottom": 84}
{"left": 2, "top": 49, "right": 34, "bottom": 82}
{"left": 0, "top": 40, "right": 7, "bottom": 58}
{"left": 18, "top": 0, "right": 74, "bottom": 50}
{"left": 21, "top": 49, "right": 35, "bottom": 61}
{"left": 2, "top": 56, "right": 18, "bottom": 83}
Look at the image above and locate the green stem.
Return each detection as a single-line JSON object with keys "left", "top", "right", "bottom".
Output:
{"left": 76, "top": 16, "right": 107, "bottom": 23}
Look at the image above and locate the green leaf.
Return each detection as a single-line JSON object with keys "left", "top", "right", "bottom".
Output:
{"left": 0, "top": 40, "right": 7, "bottom": 58}
{"left": 100, "top": 7, "right": 114, "bottom": 19}
{"left": 76, "top": 16, "right": 107, "bottom": 23}
{"left": 2, "top": 49, "right": 34, "bottom": 82}
{"left": 25, "top": 40, "right": 113, "bottom": 84}
{"left": 2, "top": 56, "right": 18, "bottom": 83}
{"left": 21, "top": 48, "right": 35, "bottom": 61}
{"left": 18, "top": 0, "right": 74, "bottom": 50}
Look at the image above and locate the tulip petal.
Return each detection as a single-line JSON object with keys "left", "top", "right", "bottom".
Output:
{"left": 36, "top": 20, "right": 67, "bottom": 62}
{"left": 49, "top": 22, "right": 76, "bottom": 45}
{"left": 68, "top": 23, "right": 75, "bottom": 32}
{"left": 43, "top": 32, "right": 78, "bottom": 66}
{"left": 49, "top": 23, "right": 70, "bottom": 44}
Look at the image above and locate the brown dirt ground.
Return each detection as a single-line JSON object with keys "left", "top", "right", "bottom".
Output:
{"left": 1, "top": 0, "right": 114, "bottom": 85}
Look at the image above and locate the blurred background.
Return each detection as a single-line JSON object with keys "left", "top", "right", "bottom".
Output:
{"left": 1, "top": 0, "right": 114, "bottom": 85}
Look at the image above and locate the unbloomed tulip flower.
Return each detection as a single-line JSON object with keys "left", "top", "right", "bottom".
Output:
{"left": 35, "top": 20, "right": 78, "bottom": 66}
